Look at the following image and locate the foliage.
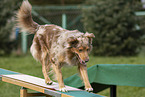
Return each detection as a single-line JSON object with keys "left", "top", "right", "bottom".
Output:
{"left": 30, "top": 0, "right": 84, "bottom": 5}
{"left": 0, "top": 0, "right": 21, "bottom": 55}
{"left": 82, "top": 0, "right": 145, "bottom": 56}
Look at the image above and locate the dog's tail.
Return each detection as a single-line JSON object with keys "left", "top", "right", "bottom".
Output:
{"left": 17, "top": 0, "right": 39, "bottom": 34}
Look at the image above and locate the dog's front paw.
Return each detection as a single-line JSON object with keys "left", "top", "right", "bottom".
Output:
{"left": 46, "top": 81, "right": 53, "bottom": 85}
{"left": 85, "top": 88, "right": 93, "bottom": 92}
{"left": 59, "top": 87, "right": 68, "bottom": 92}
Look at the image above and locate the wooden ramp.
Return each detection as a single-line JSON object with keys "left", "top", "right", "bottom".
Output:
{"left": 0, "top": 68, "right": 104, "bottom": 97}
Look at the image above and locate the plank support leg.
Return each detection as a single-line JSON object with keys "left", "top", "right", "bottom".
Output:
{"left": 20, "top": 87, "right": 51, "bottom": 97}
{"left": 20, "top": 87, "right": 28, "bottom": 97}
{"left": 27, "top": 93, "right": 51, "bottom": 97}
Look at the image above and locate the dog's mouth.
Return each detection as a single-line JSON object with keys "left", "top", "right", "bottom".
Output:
{"left": 75, "top": 53, "right": 86, "bottom": 65}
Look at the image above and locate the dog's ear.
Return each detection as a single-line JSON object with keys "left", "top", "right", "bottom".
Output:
{"left": 84, "top": 32, "right": 95, "bottom": 38}
{"left": 84, "top": 32, "right": 95, "bottom": 44}
{"left": 67, "top": 37, "right": 79, "bottom": 47}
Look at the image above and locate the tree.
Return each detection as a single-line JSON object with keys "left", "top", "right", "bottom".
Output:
{"left": 30, "top": 0, "right": 84, "bottom": 5}
{"left": 82, "top": 0, "right": 145, "bottom": 56}
{"left": 0, "top": 0, "right": 21, "bottom": 55}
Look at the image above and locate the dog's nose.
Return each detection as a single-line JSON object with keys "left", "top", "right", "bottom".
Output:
{"left": 85, "top": 59, "right": 89, "bottom": 63}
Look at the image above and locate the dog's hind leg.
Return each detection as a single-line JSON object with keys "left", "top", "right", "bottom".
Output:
{"left": 38, "top": 35, "right": 53, "bottom": 85}
{"left": 52, "top": 63, "right": 67, "bottom": 92}
{"left": 78, "top": 65, "right": 93, "bottom": 92}
{"left": 41, "top": 56, "right": 53, "bottom": 85}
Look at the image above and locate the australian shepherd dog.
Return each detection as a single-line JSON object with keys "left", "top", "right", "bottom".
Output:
{"left": 17, "top": 0, "right": 95, "bottom": 92}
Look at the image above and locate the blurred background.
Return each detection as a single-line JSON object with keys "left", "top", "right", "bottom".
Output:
{"left": 0, "top": 0, "right": 145, "bottom": 56}
{"left": 0, "top": 0, "right": 145, "bottom": 97}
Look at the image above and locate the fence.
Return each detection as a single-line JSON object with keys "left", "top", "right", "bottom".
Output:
{"left": 21, "top": 5, "right": 85, "bottom": 54}
{"left": 21, "top": 6, "right": 145, "bottom": 54}
{"left": 32, "top": 5, "right": 84, "bottom": 31}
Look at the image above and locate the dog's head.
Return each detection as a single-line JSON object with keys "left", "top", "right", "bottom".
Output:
{"left": 67, "top": 32, "right": 95, "bottom": 65}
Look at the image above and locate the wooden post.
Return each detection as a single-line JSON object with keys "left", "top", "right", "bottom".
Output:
{"left": 20, "top": 87, "right": 27, "bottom": 97}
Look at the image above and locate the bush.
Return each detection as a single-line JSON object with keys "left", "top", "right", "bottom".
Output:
{"left": 0, "top": 0, "right": 21, "bottom": 55}
{"left": 82, "top": 0, "right": 145, "bottom": 56}
{"left": 30, "top": 0, "right": 84, "bottom": 5}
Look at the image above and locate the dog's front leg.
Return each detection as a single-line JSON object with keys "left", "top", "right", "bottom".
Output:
{"left": 78, "top": 65, "right": 93, "bottom": 92}
{"left": 52, "top": 63, "right": 67, "bottom": 92}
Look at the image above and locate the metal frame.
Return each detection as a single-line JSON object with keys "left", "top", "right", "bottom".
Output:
{"left": 110, "top": 85, "right": 117, "bottom": 97}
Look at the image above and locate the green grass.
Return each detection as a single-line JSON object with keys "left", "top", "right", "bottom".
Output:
{"left": 0, "top": 54, "right": 145, "bottom": 97}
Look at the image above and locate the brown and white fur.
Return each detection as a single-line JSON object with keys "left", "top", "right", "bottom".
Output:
{"left": 17, "top": 0, "right": 95, "bottom": 92}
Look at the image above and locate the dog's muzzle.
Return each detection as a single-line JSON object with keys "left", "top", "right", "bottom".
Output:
{"left": 75, "top": 53, "right": 89, "bottom": 65}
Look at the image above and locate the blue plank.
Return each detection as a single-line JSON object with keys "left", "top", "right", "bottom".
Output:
{"left": 44, "top": 89, "right": 61, "bottom": 97}
{"left": 0, "top": 68, "right": 19, "bottom": 75}
{"left": 58, "top": 91, "right": 105, "bottom": 97}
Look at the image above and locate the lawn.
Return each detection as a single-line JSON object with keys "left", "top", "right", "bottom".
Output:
{"left": 0, "top": 54, "right": 145, "bottom": 97}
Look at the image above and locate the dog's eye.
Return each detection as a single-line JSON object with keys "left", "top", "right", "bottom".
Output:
{"left": 87, "top": 49, "right": 89, "bottom": 51}
{"left": 79, "top": 49, "right": 83, "bottom": 52}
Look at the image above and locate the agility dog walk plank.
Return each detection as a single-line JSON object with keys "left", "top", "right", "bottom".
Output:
{"left": 2, "top": 74, "right": 81, "bottom": 91}
{"left": 0, "top": 68, "right": 104, "bottom": 97}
